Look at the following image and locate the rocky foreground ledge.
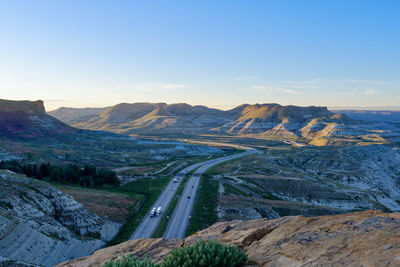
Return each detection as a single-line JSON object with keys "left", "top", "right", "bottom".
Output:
{"left": 59, "top": 210, "right": 400, "bottom": 267}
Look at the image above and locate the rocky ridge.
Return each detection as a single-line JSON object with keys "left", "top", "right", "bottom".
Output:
{"left": 0, "top": 170, "right": 121, "bottom": 267}
{"left": 49, "top": 102, "right": 400, "bottom": 145}
{"left": 58, "top": 210, "right": 400, "bottom": 267}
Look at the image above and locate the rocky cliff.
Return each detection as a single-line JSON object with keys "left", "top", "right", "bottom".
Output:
{"left": 0, "top": 99, "right": 75, "bottom": 138}
{"left": 58, "top": 210, "right": 400, "bottom": 267}
{"left": 0, "top": 170, "right": 121, "bottom": 267}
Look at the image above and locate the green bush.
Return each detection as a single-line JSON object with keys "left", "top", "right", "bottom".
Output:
{"left": 161, "top": 240, "right": 247, "bottom": 267}
{"left": 101, "top": 255, "right": 156, "bottom": 267}
{"left": 100, "top": 241, "right": 247, "bottom": 267}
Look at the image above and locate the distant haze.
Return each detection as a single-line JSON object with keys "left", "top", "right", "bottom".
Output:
{"left": 1, "top": 1, "right": 399, "bottom": 110}
{"left": 329, "top": 106, "right": 400, "bottom": 111}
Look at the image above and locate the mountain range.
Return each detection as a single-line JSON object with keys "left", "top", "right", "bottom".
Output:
{"left": 0, "top": 99, "right": 398, "bottom": 146}
{"left": 0, "top": 99, "right": 224, "bottom": 166}
{"left": 49, "top": 102, "right": 400, "bottom": 145}
{"left": 49, "top": 103, "right": 339, "bottom": 134}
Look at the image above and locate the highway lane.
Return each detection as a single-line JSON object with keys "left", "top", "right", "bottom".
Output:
{"left": 129, "top": 160, "right": 205, "bottom": 239}
{"left": 163, "top": 149, "right": 256, "bottom": 239}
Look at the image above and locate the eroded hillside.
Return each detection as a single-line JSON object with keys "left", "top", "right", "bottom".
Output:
{"left": 0, "top": 170, "right": 121, "bottom": 267}
{"left": 49, "top": 102, "right": 400, "bottom": 145}
{"left": 210, "top": 144, "right": 400, "bottom": 224}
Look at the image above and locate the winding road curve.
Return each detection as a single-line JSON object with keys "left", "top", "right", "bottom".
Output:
{"left": 130, "top": 149, "right": 256, "bottom": 240}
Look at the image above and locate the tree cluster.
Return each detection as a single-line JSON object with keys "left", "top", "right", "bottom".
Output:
{"left": 0, "top": 160, "right": 119, "bottom": 187}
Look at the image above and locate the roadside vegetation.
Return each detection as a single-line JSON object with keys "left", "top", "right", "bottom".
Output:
{"left": 186, "top": 174, "right": 219, "bottom": 236}
{"left": 108, "top": 176, "right": 171, "bottom": 245}
{"left": 101, "top": 240, "right": 247, "bottom": 267}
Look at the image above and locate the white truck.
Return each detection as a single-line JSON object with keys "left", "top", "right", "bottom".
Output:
{"left": 156, "top": 206, "right": 162, "bottom": 216}
{"left": 150, "top": 207, "right": 156, "bottom": 217}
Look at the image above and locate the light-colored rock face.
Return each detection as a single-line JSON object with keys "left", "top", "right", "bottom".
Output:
{"left": 58, "top": 210, "right": 400, "bottom": 267}
{"left": 0, "top": 170, "right": 121, "bottom": 267}
{"left": 269, "top": 145, "right": 400, "bottom": 211}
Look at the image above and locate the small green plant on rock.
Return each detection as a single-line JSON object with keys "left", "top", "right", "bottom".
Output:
{"left": 161, "top": 240, "right": 247, "bottom": 267}
{"left": 100, "top": 241, "right": 247, "bottom": 267}
{"left": 101, "top": 255, "right": 156, "bottom": 267}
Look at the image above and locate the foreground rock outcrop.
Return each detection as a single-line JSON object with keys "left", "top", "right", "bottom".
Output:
{"left": 59, "top": 210, "right": 400, "bottom": 267}
{"left": 0, "top": 170, "right": 121, "bottom": 267}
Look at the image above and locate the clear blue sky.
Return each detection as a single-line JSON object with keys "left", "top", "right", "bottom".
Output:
{"left": 0, "top": 0, "right": 399, "bottom": 110}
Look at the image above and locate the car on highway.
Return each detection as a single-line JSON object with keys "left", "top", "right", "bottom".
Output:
{"left": 187, "top": 196, "right": 191, "bottom": 199}
{"left": 156, "top": 206, "right": 162, "bottom": 216}
{"left": 150, "top": 207, "right": 156, "bottom": 217}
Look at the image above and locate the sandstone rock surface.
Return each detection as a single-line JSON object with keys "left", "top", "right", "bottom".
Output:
{"left": 58, "top": 210, "right": 400, "bottom": 267}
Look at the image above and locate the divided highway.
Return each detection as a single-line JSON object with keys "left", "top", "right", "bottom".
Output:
{"left": 130, "top": 149, "right": 256, "bottom": 240}
{"left": 163, "top": 150, "right": 255, "bottom": 239}
{"left": 129, "top": 160, "right": 205, "bottom": 239}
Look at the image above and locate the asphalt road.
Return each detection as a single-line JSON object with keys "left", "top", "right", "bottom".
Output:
{"left": 129, "top": 160, "right": 205, "bottom": 239}
{"left": 163, "top": 150, "right": 256, "bottom": 239}
{"left": 130, "top": 150, "right": 255, "bottom": 240}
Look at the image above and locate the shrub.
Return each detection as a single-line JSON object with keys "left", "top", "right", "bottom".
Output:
{"left": 101, "top": 255, "right": 156, "bottom": 267}
{"left": 100, "top": 241, "right": 247, "bottom": 267}
{"left": 98, "top": 168, "right": 120, "bottom": 185}
{"left": 161, "top": 240, "right": 247, "bottom": 267}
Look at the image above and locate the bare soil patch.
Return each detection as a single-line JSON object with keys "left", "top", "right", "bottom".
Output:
{"left": 59, "top": 186, "right": 140, "bottom": 222}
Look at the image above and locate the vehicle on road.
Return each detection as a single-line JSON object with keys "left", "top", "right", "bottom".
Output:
{"left": 156, "top": 206, "right": 162, "bottom": 216}
{"left": 150, "top": 207, "right": 156, "bottom": 217}
{"left": 131, "top": 149, "right": 256, "bottom": 240}
{"left": 173, "top": 178, "right": 179, "bottom": 183}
